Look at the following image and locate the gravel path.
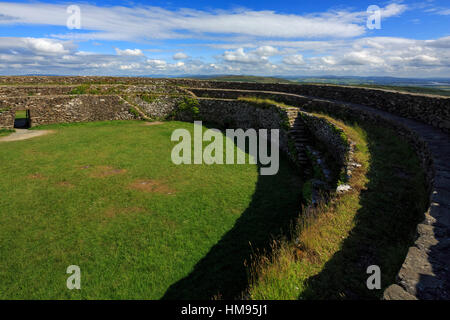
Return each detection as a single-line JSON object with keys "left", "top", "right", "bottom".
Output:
{"left": 0, "top": 129, "right": 54, "bottom": 142}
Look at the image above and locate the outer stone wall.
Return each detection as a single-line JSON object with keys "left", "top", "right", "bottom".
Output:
{"left": 0, "top": 95, "right": 137, "bottom": 127}
{"left": 0, "top": 109, "right": 14, "bottom": 129}
{"left": 29, "top": 95, "right": 137, "bottom": 126}
{"left": 180, "top": 81, "right": 450, "bottom": 134}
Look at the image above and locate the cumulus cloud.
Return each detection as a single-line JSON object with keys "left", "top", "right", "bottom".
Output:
{"left": 115, "top": 48, "right": 144, "bottom": 56}
{"left": 173, "top": 52, "right": 188, "bottom": 60}
{"left": 0, "top": 37, "right": 73, "bottom": 55}
{"left": 341, "top": 51, "right": 384, "bottom": 66}
{"left": 222, "top": 48, "right": 266, "bottom": 64}
{"left": 1, "top": 35, "right": 449, "bottom": 77}
{"left": 254, "top": 46, "right": 278, "bottom": 57}
{"left": 146, "top": 59, "right": 167, "bottom": 70}
{"left": 282, "top": 54, "right": 304, "bottom": 65}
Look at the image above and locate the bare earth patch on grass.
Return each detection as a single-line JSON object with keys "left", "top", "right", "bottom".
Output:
{"left": 103, "top": 206, "right": 146, "bottom": 219}
{"left": 90, "top": 166, "right": 127, "bottom": 178}
{"left": 57, "top": 181, "right": 75, "bottom": 188}
{"left": 129, "top": 179, "right": 176, "bottom": 195}
{"left": 143, "top": 121, "right": 165, "bottom": 126}
{"left": 28, "top": 173, "right": 47, "bottom": 180}
{"left": 0, "top": 129, "right": 54, "bottom": 142}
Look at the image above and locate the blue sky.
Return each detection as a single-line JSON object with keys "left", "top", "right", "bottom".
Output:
{"left": 0, "top": 0, "right": 449, "bottom": 77}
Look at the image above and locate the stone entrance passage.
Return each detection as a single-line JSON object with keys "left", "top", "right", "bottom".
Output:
{"left": 14, "top": 110, "right": 30, "bottom": 129}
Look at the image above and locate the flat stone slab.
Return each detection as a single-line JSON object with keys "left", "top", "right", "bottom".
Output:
{"left": 383, "top": 284, "right": 418, "bottom": 300}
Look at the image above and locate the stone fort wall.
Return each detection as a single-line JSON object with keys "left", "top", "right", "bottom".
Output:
{"left": 0, "top": 77, "right": 448, "bottom": 299}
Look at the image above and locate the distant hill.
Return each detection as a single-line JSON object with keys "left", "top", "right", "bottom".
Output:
{"left": 187, "top": 75, "right": 295, "bottom": 84}
{"left": 186, "top": 75, "right": 450, "bottom": 96}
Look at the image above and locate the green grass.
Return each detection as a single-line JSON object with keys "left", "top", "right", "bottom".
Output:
{"left": 14, "top": 110, "right": 27, "bottom": 119}
{"left": 0, "top": 120, "right": 303, "bottom": 299}
{"left": 0, "top": 129, "right": 15, "bottom": 137}
{"left": 248, "top": 117, "right": 427, "bottom": 300}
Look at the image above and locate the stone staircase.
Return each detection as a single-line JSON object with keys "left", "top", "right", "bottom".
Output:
{"left": 285, "top": 107, "right": 310, "bottom": 167}
{"left": 117, "top": 95, "right": 152, "bottom": 121}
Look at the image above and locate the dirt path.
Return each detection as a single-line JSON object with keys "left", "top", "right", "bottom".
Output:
{"left": 0, "top": 129, "right": 54, "bottom": 142}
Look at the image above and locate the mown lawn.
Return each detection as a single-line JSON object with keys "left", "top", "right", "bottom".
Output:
{"left": 0, "top": 120, "right": 302, "bottom": 299}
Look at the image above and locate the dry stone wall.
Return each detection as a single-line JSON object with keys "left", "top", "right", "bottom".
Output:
{"left": 0, "top": 76, "right": 448, "bottom": 299}
{"left": 0, "top": 83, "right": 189, "bottom": 128}
{"left": 180, "top": 81, "right": 450, "bottom": 134}
{"left": 177, "top": 98, "right": 291, "bottom": 154}
{"left": 0, "top": 95, "right": 137, "bottom": 127}
{"left": 0, "top": 109, "right": 14, "bottom": 129}
{"left": 184, "top": 86, "right": 450, "bottom": 300}
{"left": 176, "top": 98, "right": 352, "bottom": 191}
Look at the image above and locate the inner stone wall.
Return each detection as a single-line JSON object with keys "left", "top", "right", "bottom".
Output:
{"left": 177, "top": 98, "right": 291, "bottom": 154}
{"left": 177, "top": 98, "right": 351, "bottom": 186}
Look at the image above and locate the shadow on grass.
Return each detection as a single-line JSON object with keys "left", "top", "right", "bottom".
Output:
{"left": 162, "top": 129, "right": 304, "bottom": 300}
{"left": 299, "top": 125, "right": 428, "bottom": 300}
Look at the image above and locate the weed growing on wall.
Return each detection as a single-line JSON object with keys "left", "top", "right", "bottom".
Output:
{"left": 178, "top": 96, "right": 200, "bottom": 119}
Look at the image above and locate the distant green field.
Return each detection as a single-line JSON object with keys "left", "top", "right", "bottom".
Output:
{"left": 195, "top": 75, "right": 450, "bottom": 96}
{"left": 195, "top": 75, "right": 294, "bottom": 84}
{"left": 15, "top": 110, "right": 27, "bottom": 119}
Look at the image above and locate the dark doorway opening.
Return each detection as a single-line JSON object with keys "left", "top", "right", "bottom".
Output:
{"left": 14, "top": 110, "right": 30, "bottom": 129}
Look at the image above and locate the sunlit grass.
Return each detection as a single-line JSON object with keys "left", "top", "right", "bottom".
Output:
{"left": 0, "top": 120, "right": 302, "bottom": 299}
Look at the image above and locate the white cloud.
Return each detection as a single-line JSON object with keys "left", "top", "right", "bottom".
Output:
{"left": 341, "top": 51, "right": 384, "bottom": 65}
{"left": 254, "top": 46, "right": 278, "bottom": 57}
{"left": 406, "top": 55, "right": 440, "bottom": 66}
{"left": 222, "top": 46, "right": 283, "bottom": 65}
{"left": 120, "top": 63, "right": 140, "bottom": 70}
{"left": 146, "top": 59, "right": 167, "bottom": 70}
{"left": 25, "top": 38, "right": 68, "bottom": 54}
{"left": 223, "top": 48, "right": 264, "bottom": 64}
{"left": 282, "top": 54, "right": 304, "bottom": 65}
{"left": 0, "top": 34, "right": 449, "bottom": 78}
{"left": 380, "top": 3, "right": 408, "bottom": 18}
{"left": 0, "top": 2, "right": 408, "bottom": 41}
{"left": 0, "top": 37, "right": 73, "bottom": 55}
{"left": 173, "top": 52, "right": 188, "bottom": 60}
{"left": 426, "top": 36, "right": 450, "bottom": 48}
{"left": 115, "top": 48, "right": 144, "bottom": 56}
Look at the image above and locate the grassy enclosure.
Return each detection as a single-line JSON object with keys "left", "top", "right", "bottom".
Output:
{"left": 0, "top": 120, "right": 303, "bottom": 299}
